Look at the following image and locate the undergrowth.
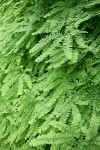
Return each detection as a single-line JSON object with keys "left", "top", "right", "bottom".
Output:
{"left": 0, "top": 0, "right": 100, "bottom": 149}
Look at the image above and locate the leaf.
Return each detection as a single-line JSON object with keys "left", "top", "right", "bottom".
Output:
{"left": 63, "top": 34, "right": 73, "bottom": 60}
{"left": 93, "top": 72, "right": 100, "bottom": 85}
{"left": 68, "top": 50, "right": 79, "bottom": 64}
{"left": 88, "top": 114, "right": 99, "bottom": 138}
{"left": 17, "top": 75, "right": 24, "bottom": 95}
{"left": 23, "top": 73, "right": 32, "bottom": 89}
{"left": 29, "top": 133, "right": 72, "bottom": 147}
{"left": 71, "top": 104, "right": 81, "bottom": 127}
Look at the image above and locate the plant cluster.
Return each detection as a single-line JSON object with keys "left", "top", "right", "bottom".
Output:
{"left": 0, "top": 0, "right": 100, "bottom": 149}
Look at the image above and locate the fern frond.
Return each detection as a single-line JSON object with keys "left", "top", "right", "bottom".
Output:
{"left": 29, "top": 132, "right": 72, "bottom": 147}
{"left": 88, "top": 113, "right": 99, "bottom": 138}
{"left": 17, "top": 75, "right": 24, "bottom": 96}
{"left": 63, "top": 34, "right": 73, "bottom": 60}
{"left": 30, "top": 33, "right": 61, "bottom": 54}
{"left": 23, "top": 73, "right": 32, "bottom": 89}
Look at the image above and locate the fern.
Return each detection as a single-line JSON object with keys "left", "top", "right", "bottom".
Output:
{"left": 23, "top": 73, "right": 32, "bottom": 90}
{"left": 29, "top": 132, "right": 73, "bottom": 147}
{"left": 88, "top": 113, "right": 99, "bottom": 139}
{"left": 0, "top": 0, "right": 100, "bottom": 149}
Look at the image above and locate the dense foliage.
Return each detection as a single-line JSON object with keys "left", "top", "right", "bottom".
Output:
{"left": 0, "top": 0, "right": 100, "bottom": 149}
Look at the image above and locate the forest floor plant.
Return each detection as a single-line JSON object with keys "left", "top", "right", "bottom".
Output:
{"left": 0, "top": 0, "right": 100, "bottom": 149}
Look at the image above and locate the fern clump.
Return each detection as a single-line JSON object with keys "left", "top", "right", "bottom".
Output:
{"left": 0, "top": 0, "right": 100, "bottom": 149}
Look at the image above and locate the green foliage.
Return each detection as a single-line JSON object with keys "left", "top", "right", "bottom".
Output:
{"left": 0, "top": 0, "right": 100, "bottom": 149}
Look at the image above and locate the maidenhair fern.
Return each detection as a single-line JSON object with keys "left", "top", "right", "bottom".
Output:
{"left": 0, "top": 0, "right": 100, "bottom": 149}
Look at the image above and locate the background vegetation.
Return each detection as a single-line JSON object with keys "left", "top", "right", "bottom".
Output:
{"left": 0, "top": 0, "right": 100, "bottom": 149}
